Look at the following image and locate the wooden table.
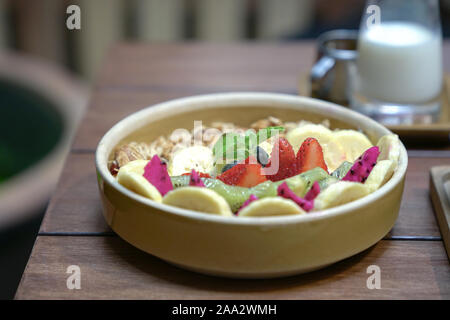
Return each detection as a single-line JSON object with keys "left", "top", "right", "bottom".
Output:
{"left": 16, "top": 42, "right": 450, "bottom": 299}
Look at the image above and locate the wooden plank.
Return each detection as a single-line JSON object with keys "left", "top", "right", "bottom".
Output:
{"left": 387, "top": 157, "right": 450, "bottom": 238}
{"left": 40, "top": 153, "right": 111, "bottom": 234}
{"left": 72, "top": 90, "right": 192, "bottom": 151}
{"left": 39, "top": 152, "right": 445, "bottom": 238}
{"left": 71, "top": 88, "right": 450, "bottom": 152}
{"left": 430, "top": 166, "right": 450, "bottom": 259}
{"left": 95, "top": 43, "right": 316, "bottom": 90}
{"left": 94, "top": 42, "right": 450, "bottom": 89}
{"left": 15, "top": 236, "right": 450, "bottom": 299}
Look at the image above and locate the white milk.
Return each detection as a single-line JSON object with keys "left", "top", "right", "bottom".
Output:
{"left": 357, "top": 22, "right": 442, "bottom": 104}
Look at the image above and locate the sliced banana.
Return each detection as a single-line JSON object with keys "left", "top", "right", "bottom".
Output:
{"left": 238, "top": 197, "right": 305, "bottom": 217}
{"left": 377, "top": 134, "right": 401, "bottom": 168}
{"left": 330, "top": 130, "right": 373, "bottom": 163}
{"left": 117, "top": 170, "right": 162, "bottom": 202}
{"left": 118, "top": 159, "right": 149, "bottom": 175}
{"left": 314, "top": 181, "right": 369, "bottom": 210}
{"left": 286, "top": 124, "right": 333, "bottom": 151}
{"left": 322, "top": 140, "right": 347, "bottom": 173}
{"left": 365, "top": 160, "right": 396, "bottom": 193}
{"left": 162, "top": 187, "right": 232, "bottom": 216}
{"left": 258, "top": 136, "right": 276, "bottom": 157}
{"left": 168, "top": 146, "right": 214, "bottom": 176}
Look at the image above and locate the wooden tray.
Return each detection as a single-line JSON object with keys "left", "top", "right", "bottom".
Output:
{"left": 299, "top": 75, "right": 450, "bottom": 139}
{"left": 430, "top": 166, "right": 450, "bottom": 260}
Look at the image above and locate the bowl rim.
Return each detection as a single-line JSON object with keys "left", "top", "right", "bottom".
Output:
{"left": 96, "top": 92, "right": 408, "bottom": 227}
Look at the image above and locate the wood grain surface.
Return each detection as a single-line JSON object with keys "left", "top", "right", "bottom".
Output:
{"left": 16, "top": 237, "right": 450, "bottom": 299}
{"left": 16, "top": 42, "right": 450, "bottom": 299}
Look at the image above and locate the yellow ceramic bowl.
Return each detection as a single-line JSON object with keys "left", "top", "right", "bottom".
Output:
{"left": 95, "top": 93, "right": 407, "bottom": 278}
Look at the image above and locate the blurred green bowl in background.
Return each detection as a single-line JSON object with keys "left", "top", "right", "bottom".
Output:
{"left": 0, "top": 79, "right": 64, "bottom": 184}
{"left": 0, "top": 52, "right": 87, "bottom": 229}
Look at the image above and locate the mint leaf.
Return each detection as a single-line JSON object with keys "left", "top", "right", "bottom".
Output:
{"left": 212, "top": 126, "right": 284, "bottom": 165}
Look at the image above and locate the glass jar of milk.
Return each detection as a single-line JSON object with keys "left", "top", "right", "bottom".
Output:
{"left": 351, "top": 0, "right": 443, "bottom": 124}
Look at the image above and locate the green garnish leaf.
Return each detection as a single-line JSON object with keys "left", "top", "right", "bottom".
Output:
{"left": 212, "top": 126, "right": 285, "bottom": 166}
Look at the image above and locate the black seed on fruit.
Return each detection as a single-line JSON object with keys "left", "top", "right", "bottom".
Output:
{"left": 362, "top": 177, "right": 367, "bottom": 182}
{"left": 222, "top": 161, "right": 238, "bottom": 173}
{"left": 372, "top": 162, "right": 376, "bottom": 167}
{"left": 366, "top": 169, "right": 370, "bottom": 173}
{"left": 256, "top": 146, "right": 269, "bottom": 167}
{"left": 350, "top": 169, "right": 355, "bottom": 175}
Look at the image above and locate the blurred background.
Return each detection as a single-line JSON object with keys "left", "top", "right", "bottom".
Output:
{"left": 1, "top": 0, "right": 450, "bottom": 299}
{"left": 2, "top": 0, "right": 449, "bottom": 81}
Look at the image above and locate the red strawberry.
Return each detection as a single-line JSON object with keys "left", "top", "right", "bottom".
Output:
{"left": 242, "top": 155, "right": 258, "bottom": 164}
{"left": 181, "top": 172, "right": 211, "bottom": 178}
{"left": 264, "top": 138, "right": 298, "bottom": 182}
{"left": 217, "top": 163, "right": 267, "bottom": 188}
{"left": 296, "top": 137, "right": 328, "bottom": 173}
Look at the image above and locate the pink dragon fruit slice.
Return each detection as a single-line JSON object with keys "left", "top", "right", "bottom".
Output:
{"left": 342, "top": 146, "right": 380, "bottom": 183}
{"left": 143, "top": 155, "right": 173, "bottom": 196}
{"left": 304, "top": 181, "right": 320, "bottom": 201}
{"left": 277, "top": 182, "right": 316, "bottom": 212}
{"left": 188, "top": 169, "right": 205, "bottom": 187}
{"left": 237, "top": 194, "right": 258, "bottom": 215}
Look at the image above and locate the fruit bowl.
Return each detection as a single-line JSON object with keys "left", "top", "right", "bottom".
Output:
{"left": 95, "top": 92, "right": 408, "bottom": 278}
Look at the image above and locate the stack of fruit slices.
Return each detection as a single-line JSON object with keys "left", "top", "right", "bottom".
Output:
{"left": 115, "top": 132, "right": 401, "bottom": 218}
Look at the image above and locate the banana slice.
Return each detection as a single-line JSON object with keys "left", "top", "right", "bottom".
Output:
{"left": 168, "top": 146, "right": 214, "bottom": 176}
{"left": 162, "top": 187, "right": 232, "bottom": 216}
{"left": 238, "top": 197, "right": 305, "bottom": 217}
{"left": 314, "top": 181, "right": 369, "bottom": 210}
{"left": 365, "top": 160, "right": 396, "bottom": 193}
{"left": 377, "top": 134, "right": 401, "bottom": 168}
{"left": 330, "top": 130, "right": 373, "bottom": 163}
{"left": 322, "top": 140, "right": 347, "bottom": 173}
{"left": 258, "top": 136, "right": 276, "bottom": 157}
{"left": 286, "top": 124, "right": 333, "bottom": 151}
{"left": 118, "top": 159, "right": 149, "bottom": 175}
{"left": 117, "top": 170, "right": 162, "bottom": 202}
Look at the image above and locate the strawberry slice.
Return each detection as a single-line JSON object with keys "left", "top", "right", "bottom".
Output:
{"left": 181, "top": 172, "right": 211, "bottom": 178}
{"left": 217, "top": 163, "right": 267, "bottom": 188}
{"left": 264, "top": 137, "right": 298, "bottom": 182}
{"left": 296, "top": 137, "right": 328, "bottom": 173}
{"left": 242, "top": 155, "right": 258, "bottom": 164}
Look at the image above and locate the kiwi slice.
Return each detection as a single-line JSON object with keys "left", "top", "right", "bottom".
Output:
{"left": 170, "top": 167, "right": 330, "bottom": 212}
{"left": 331, "top": 161, "right": 353, "bottom": 180}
